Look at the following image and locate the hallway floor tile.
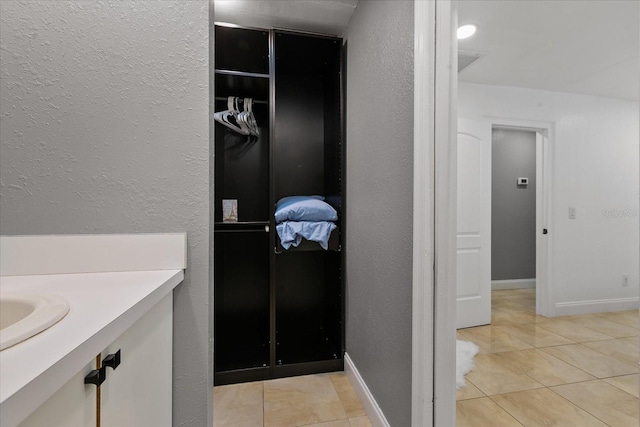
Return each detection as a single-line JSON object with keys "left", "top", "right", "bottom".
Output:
{"left": 457, "top": 288, "right": 639, "bottom": 427}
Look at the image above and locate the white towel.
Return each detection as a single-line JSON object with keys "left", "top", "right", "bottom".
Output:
{"left": 456, "top": 339, "right": 479, "bottom": 389}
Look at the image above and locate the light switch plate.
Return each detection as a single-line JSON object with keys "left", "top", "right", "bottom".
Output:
{"left": 569, "top": 207, "right": 576, "bottom": 219}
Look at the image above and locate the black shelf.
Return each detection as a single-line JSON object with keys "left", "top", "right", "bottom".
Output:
{"left": 214, "top": 221, "right": 269, "bottom": 225}
{"left": 215, "top": 69, "right": 269, "bottom": 79}
{"left": 215, "top": 73, "right": 269, "bottom": 102}
{"left": 274, "top": 359, "right": 344, "bottom": 380}
{"left": 214, "top": 96, "right": 268, "bottom": 105}
{"left": 215, "top": 367, "right": 272, "bottom": 386}
{"left": 215, "top": 221, "right": 270, "bottom": 233}
{"left": 215, "top": 359, "right": 344, "bottom": 386}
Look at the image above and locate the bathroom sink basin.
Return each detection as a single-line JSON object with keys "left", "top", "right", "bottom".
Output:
{"left": 0, "top": 294, "right": 69, "bottom": 350}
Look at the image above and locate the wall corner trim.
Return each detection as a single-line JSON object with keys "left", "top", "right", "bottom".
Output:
{"left": 344, "top": 353, "right": 391, "bottom": 427}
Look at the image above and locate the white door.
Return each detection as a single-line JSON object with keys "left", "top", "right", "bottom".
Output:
{"left": 456, "top": 119, "right": 492, "bottom": 328}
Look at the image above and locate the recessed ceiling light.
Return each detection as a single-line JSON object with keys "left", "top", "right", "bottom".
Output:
{"left": 457, "top": 24, "right": 477, "bottom": 40}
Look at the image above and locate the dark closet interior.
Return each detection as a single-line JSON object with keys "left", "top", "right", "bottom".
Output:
{"left": 214, "top": 25, "right": 344, "bottom": 385}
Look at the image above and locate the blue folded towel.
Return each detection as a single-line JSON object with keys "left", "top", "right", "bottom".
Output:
{"left": 276, "top": 221, "right": 337, "bottom": 250}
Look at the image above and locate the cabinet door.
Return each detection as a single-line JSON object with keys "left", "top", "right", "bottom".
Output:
{"left": 18, "top": 361, "right": 97, "bottom": 427}
{"left": 101, "top": 294, "right": 173, "bottom": 427}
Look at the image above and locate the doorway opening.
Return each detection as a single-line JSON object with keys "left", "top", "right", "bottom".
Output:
{"left": 491, "top": 127, "right": 537, "bottom": 297}
{"left": 455, "top": 119, "right": 552, "bottom": 330}
{"left": 489, "top": 120, "right": 553, "bottom": 320}
{"left": 490, "top": 125, "right": 550, "bottom": 320}
{"left": 491, "top": 127, "right": 538, "bottom": 325}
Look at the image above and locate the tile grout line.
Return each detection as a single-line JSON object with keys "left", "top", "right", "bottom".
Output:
{"left": 602, "top": 374, "right": 640, "bottom": 398}
{"left": 525, "top": 347, "right": 597, "bottom": 381}
{"left": 595, "top": 378, "right": 640, "bottom": 399}
{"left": 539, "top": 342, "right": 639, "bottom": 377}
{"left": 580, "top": 338, "right": 640, "bottom": 366}
{"left": 328, "top": 373, "right": 354, "bottom": 424}
{"left": 486, "top": 388, "right": 590, "bottom": 427}
{"left": 544, "top": 383, "right": 615, "bottom": 427}
{"left": 534, "top": 323, "right": 617, "bottom": 342}
{"left": 473, "top": 395, "right": 526, "bottom": 427}
{"left": 262, "top": 380, "right": 265, "bottom": 427}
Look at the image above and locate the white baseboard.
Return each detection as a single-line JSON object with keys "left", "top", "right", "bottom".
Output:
{"left": 554, "top": 297, "right": 640, "bottom": 316}
{"left": 492, "top": 278, "right": 536, "bottom": 290}
{"left": 344, "top": 353, "right": 390, "bottom": 427}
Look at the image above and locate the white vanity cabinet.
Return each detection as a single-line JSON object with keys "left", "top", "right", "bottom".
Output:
{"left": 17, "top": 361, "right": 97, "bottom": 427}
{"left": 18, "top": 294, "right": 173, "bottom": 427}
{"left": 0, "top": 235, "right": 185, "bottom": 427}
{"left": 100, "top": 293, "right": 173, "bottom": 426}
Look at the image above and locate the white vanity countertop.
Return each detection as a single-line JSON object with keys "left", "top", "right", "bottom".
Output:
{"left": 0, "top": 269, "right": 183, "bottom": 426}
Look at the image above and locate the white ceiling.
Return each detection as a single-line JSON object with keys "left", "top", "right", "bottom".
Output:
{"left": 458, "top": 0, "right": 640, "bottom": 102}
{"left": 214, "top": 0, "right": 357, "bottom": 36}
{"left": 214, "top": 0, "right": 639, "bottom": 102}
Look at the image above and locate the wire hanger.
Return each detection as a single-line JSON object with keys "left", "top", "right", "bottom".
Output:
{"left": 238, "top": 98, "right": 259, "bottom": 137}
{"left": 213, "top": 97, "right": 251, "bottom": 135}
{"left": 235, "top": 97, "right": 254, "bottom": 136}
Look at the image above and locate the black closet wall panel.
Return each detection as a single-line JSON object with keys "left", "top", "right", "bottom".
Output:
{"left": 214, "top": 232, "right": 270, "bottom": 372}
{"left": 322, "top": 66, "right": 343, "bottom": 202}
{"left": 275, "top": 252, "right": 342, "bottom": 365}
{"left": 215, "top": 26, "right": 269, "bottom": 74}
{"left": 274, "top": 75, "right": 325, "bottom": 198}
{"left": 274, "top": 32, "right": 342, "bottom": 203}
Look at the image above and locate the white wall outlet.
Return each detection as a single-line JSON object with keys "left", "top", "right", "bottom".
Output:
{"left": 623, "top": 274, "right": 629, "bottom": 286}
{"left": 517, "top": 177, "right": 528, "bottom": 186}
{"left": 569, "top": 207, "right": 576, "bottom": 219}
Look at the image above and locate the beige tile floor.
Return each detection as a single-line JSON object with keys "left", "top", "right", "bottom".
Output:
{"left": 457, "top": 288, "right": 640, "bottom": 427}
{"left": 214, "top": 289, "right": 638, "bottom": 426}
{"left": 214, "top": 372, "right": 372, "bottom": 427}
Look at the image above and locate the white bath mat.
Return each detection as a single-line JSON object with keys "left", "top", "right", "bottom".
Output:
{"left": 456, "top": 339, "right": 479, "bottom": 389}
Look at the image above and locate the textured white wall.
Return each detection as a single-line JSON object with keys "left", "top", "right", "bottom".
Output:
{"left": 459, "top": 82, "right": 639, "bottom": 311}
{"left": 345, "top": 1, "right": 414, "bottom": 425}
{"left": 0, "top": 1, "right": 212, "bottom": 425}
